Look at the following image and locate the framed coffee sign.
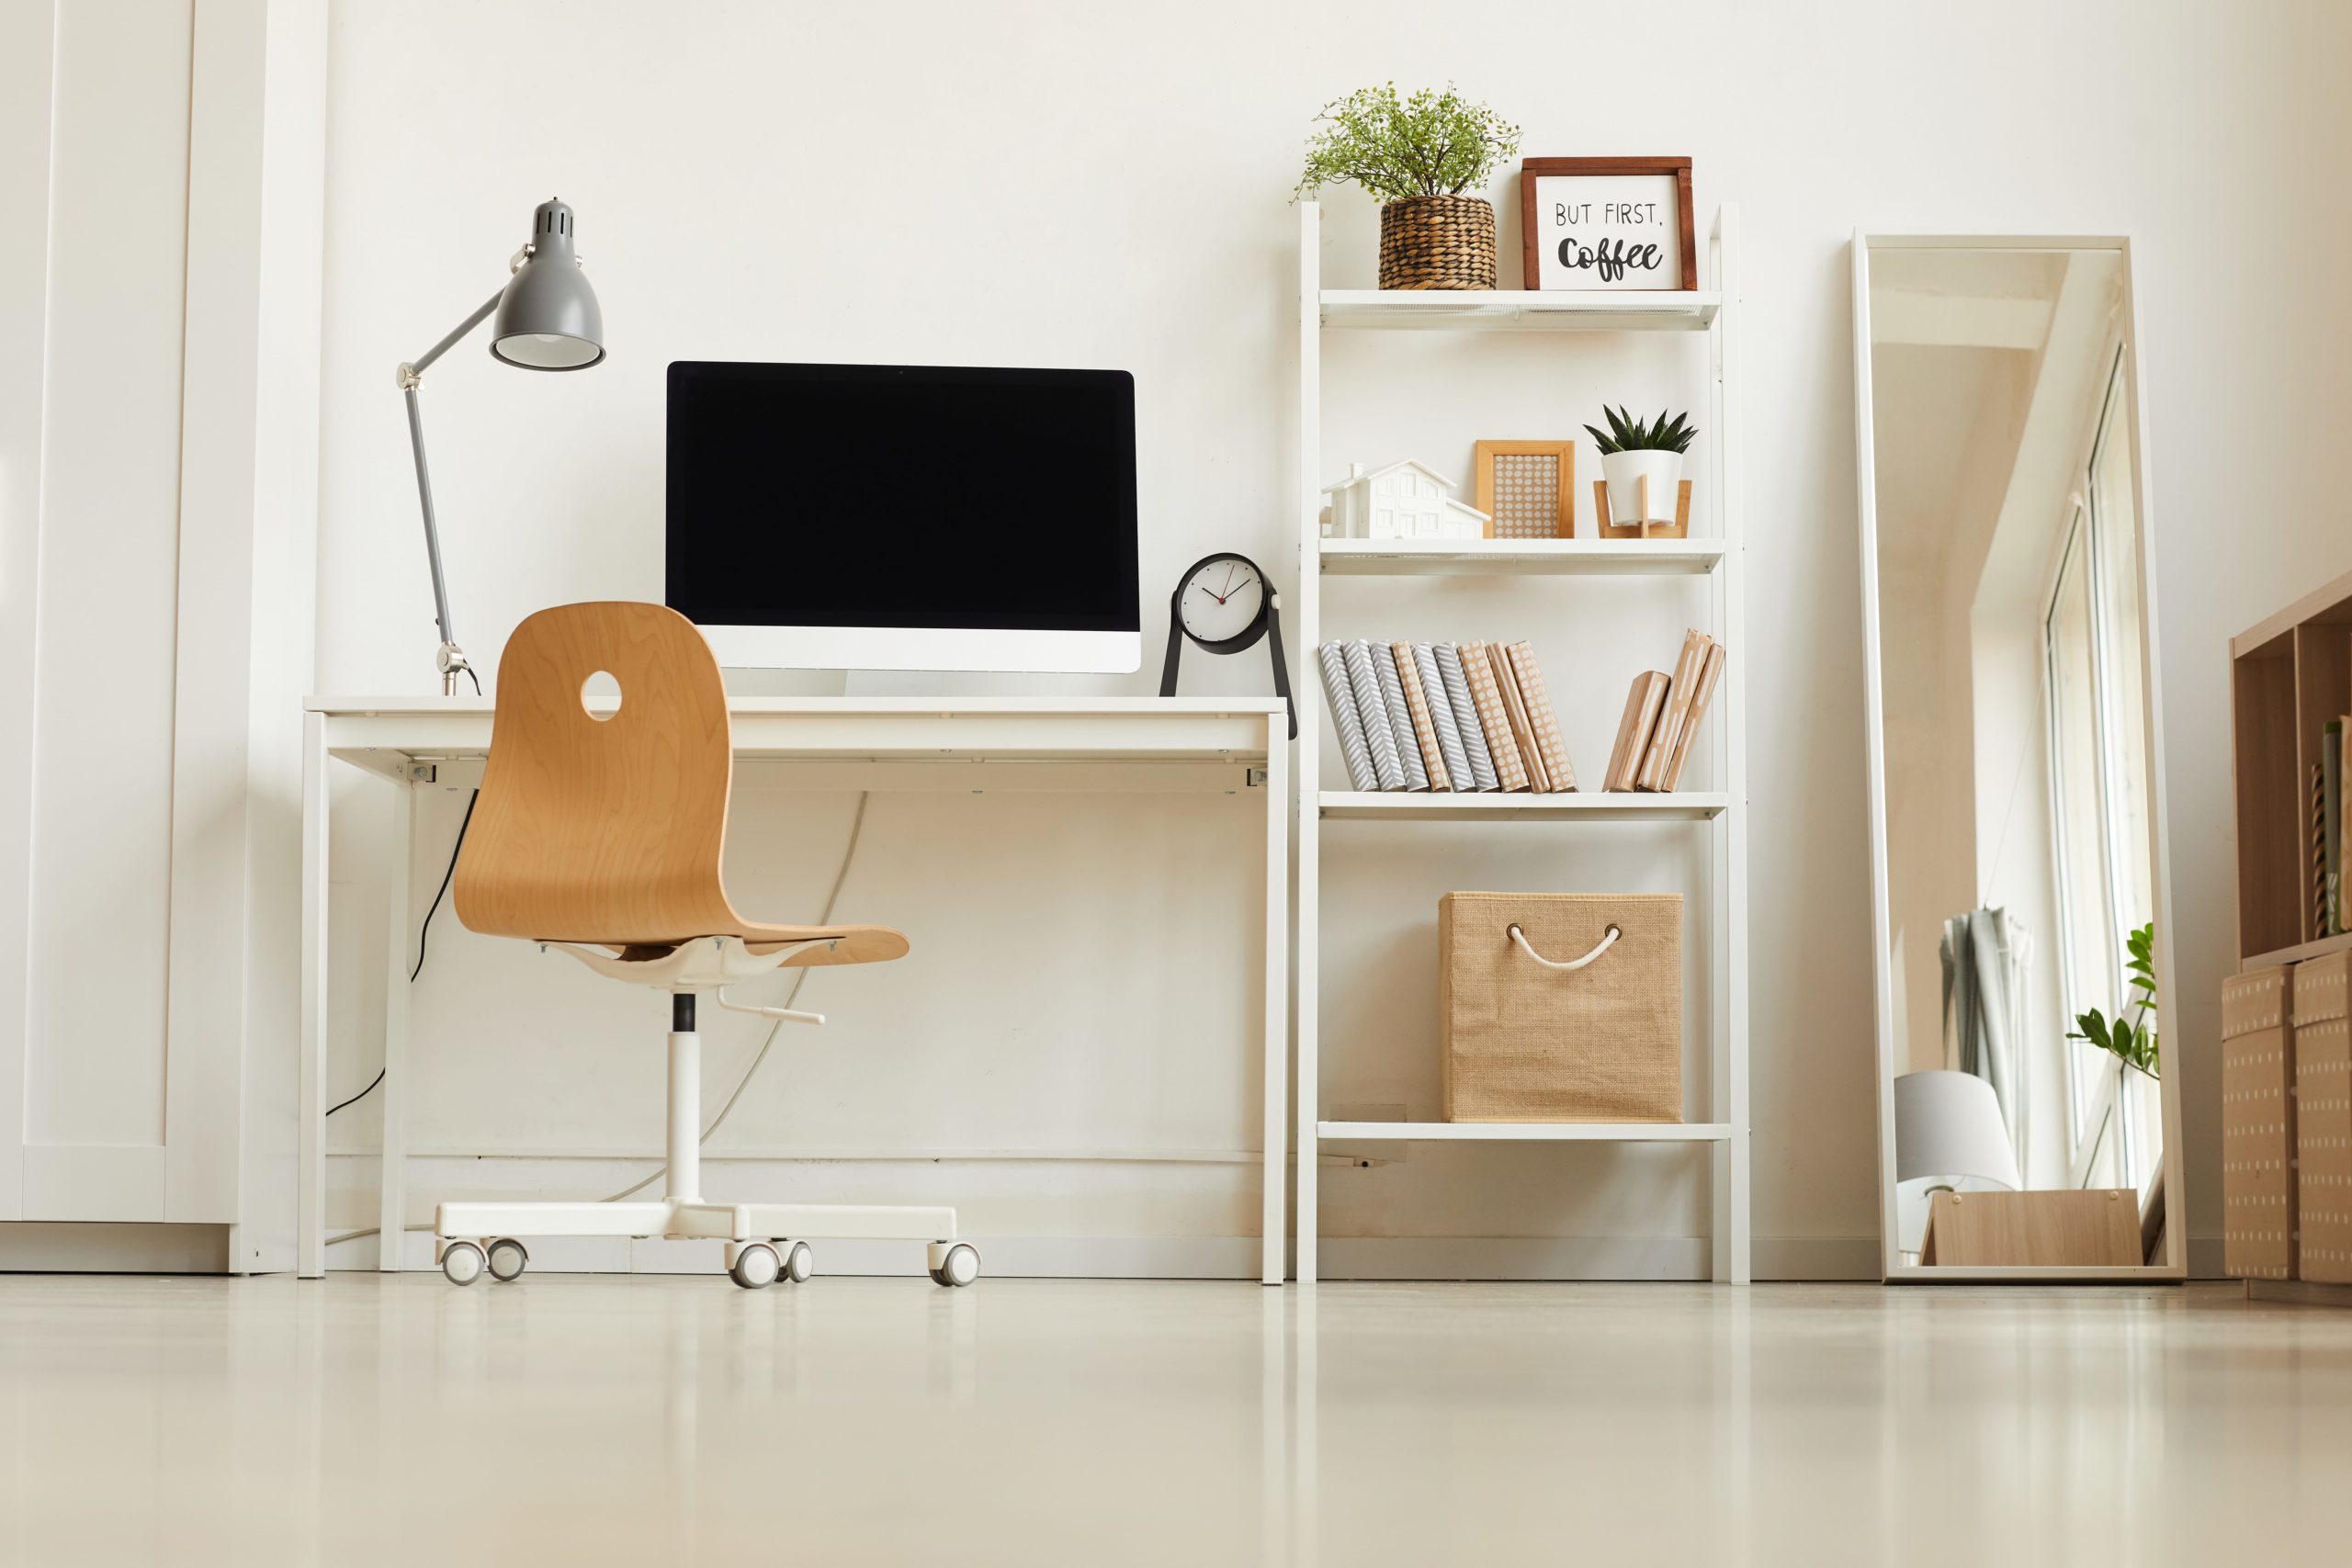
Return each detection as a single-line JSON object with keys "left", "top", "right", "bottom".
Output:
{"left": 1520, "top": 157, "right": 1696, "bottom": 291}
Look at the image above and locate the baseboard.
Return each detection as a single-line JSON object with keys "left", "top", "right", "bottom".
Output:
{"left": 338, "top": 1231, "right": 1883, "bottom": 1281}
{"left": 2245, "top": 1277, "right": 2352, "bottom": 1307}
{"left": 0, "top": 1222, "right": 232, "bottom": 1273}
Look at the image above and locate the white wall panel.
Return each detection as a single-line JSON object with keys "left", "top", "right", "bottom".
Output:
{"left": 23, "top": 0, "right": 194, "bottom": 1164}
{"left": 0, "top": 0, "right": 61, "bottom": 1221}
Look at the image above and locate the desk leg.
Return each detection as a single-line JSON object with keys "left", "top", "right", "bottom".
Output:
{"left": 1261, "top": 725, "right": 1288, "bottom": 1286}
{"left": 377, "top": 781, "right": 413, "bottom": 1271}
{"left": 298, "top": 714, "right": 328, "bottom": 1279}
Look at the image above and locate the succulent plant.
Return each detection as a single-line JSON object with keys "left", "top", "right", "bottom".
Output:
{"left": 1583, "top": 405, "right": 1699, "bottom": 456}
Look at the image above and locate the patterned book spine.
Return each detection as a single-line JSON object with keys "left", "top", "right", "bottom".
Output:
{"left": 1410, "top": 643, "right": 1474, "bottom": 792}
{"left": 1662, "top": 642, "right": 1725, "bottom": 791}
{"left": 1490, "top": 645, "right": 1551, "bottom": 792}
{"left": 1639, "top": 629, "right": 1712, "bottom": 791}
{"left": 1434, "top": 644, "right": 1499, "bottom": 790}
{"left": 1317, "top": 642, "right": 1378, "bottom": 792}
{"left": 1461, "top": 642, "right": 1531, "bottom": 792}
{"left": 1342, "top": 639, "right": 1407, "bottom": 790}
{"left": 1503, "top": 642, "right": 1575, "bottom": 793}
{"left": 2319, "top": 761, "right": 2331, "bottom": 940}
{"left": 1368, "top": 639, "right": 1430, "bottom": 791}
{"left": 1389, "top": 643, "right": 1453, "bottom": 790}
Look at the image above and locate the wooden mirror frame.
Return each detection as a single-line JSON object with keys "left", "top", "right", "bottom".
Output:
{"left": 1850, "top": 231, "right": 2187, "bottom": 1283}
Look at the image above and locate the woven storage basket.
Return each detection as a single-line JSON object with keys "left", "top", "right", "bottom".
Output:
{"left": 1378, "top": 196, "right": 1498, "bottom": 290}
{"left": 1439, "top": 892, "right": 1681, "bottom": 1122}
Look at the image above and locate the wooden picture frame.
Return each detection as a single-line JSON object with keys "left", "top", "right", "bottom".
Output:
{"left": 1473, "top": 441, "right": 1577, "bottom": 539}
{"left": 1519, "top": 157, "right": 1697, "bottom": 292}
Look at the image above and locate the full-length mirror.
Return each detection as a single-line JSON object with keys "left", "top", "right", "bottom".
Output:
{"left": 1853, "top": 235, "right": 2184, "bottom": 1280}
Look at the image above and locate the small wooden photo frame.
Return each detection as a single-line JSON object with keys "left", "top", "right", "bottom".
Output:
{"left": 1593, "top": 477, "right": 1692, "bottom": 539}
{"left": 1473, "top": 441, "right": 1577, "bottom": 539}
{"left": 1520, "top": 156, "right": 1697, "bottom": 292}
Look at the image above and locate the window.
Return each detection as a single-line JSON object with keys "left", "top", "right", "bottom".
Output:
{"left": 2043, "top": 346, "right": 2157, "bottom": 1191}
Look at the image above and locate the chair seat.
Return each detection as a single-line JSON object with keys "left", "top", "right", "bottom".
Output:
{"left": 594, "top": 922, "right": 908, "bottom": 965}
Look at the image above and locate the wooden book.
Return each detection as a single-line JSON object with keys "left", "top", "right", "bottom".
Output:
{"left": 1490, "top": 645, "right": 1551, "bottom": 793}
{"left": 1661, "top": 640, "right": 1726, "bottom": 792}
{"left": 1390, "top": 642, "right": 1452, "bottom": 792}
{"left": 1638, "top": 629, "right": 1713, "bottom": 792}
{"left": 1606, "top": 672, "right": 1671, "bottom": 792}
{"left": 1459, "top": 642, "right": 1531, "bottom": 793}
{"left": 1502, "top": 642, "right": 1576, "bottom": 792}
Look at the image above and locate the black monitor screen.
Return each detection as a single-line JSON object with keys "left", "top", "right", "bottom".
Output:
{"left": 665, "top": 361, "right": 1139, "bottom": 633}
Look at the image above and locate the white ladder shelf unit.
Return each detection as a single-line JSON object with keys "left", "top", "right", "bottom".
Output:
{"left": 1292, "top": 201, "right": 1750, "bottom": 1284}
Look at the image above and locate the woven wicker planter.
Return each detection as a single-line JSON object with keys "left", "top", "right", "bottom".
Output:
{"left": 1378, "top": 196, "right": 1498, "bottom": 290}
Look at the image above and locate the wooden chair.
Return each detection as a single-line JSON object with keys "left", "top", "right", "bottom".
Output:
{"left": 431, "top": 602, "right": 978, "bottom": 1292}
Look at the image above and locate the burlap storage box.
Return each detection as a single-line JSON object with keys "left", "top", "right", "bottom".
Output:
{"left": 1439, "top": 892, "right": 1681, "bottom": 1122}
{"left": 2295, "top": 953, "right": 2351, "bottom": 1281}
{"left": 2222, "top": 964, "right": 2296, "bottom": 1281}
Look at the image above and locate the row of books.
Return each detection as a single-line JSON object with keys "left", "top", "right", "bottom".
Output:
{"left": 1601, "top": 629, "right": 1726, "bottom": 793}
{"left": 1316, "top": 639, "right": 1576, "bottom": 793}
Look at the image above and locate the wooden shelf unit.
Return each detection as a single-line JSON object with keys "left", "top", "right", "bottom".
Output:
{"left": 2232, "top": 567, "right": 2352, "bottom": 966}
{"left": 1292, "top": 201, "right": 1749, "bottom": 1286}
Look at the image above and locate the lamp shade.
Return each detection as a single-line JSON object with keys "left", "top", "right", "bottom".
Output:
{"left": 1894, "top": 1069, "right": 2022, "bottom": 1254}
{"left": 492, "top": 198, "right": 604, "bottom": 370}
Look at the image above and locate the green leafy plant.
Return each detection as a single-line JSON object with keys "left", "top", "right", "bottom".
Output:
{"left": 2068, "top": 922, "right": 2160, "bottom": 1079}
{"left": 1582, "top": 406, "right": 1700, "bottom": 456}
{"left": 1294, "top": 83, "right": 1521, "bottom": 204}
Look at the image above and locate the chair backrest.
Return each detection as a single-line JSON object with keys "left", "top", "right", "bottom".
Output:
{"left": 454, "top": 601, "right": 741, "bottom": 945}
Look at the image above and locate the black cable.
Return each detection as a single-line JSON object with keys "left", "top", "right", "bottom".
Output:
{"left": 324, "top": 1068, "right": 383, "bottom": 1120}
{"left": 409, "top": 789, "right": 478, "bottom": 984}
{"left": 464, "top": 666, "right": 481, "bottom": 694}
{"left": 325, "top": 788, "right": 478, "bottom": 1117}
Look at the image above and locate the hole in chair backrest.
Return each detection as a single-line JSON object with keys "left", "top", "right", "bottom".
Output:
{"left": 581, "top": 670, "right": 623, "bottom": 721}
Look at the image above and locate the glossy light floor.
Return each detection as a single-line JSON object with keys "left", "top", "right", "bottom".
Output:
{"left": 1, "top": 1275, "right": 2345, "bottom": 1565}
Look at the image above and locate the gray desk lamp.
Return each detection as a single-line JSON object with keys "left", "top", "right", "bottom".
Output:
{"left": 396, "top": 197, "right": 605, "bottom": 693}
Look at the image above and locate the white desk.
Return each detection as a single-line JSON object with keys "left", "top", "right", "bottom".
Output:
{"left": 300, "top": 696, "right": 1290, "bottom": 1284}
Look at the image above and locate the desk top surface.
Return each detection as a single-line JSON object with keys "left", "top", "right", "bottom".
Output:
{"left": 309, "top": 694, "right": 1284, "bottom": 717}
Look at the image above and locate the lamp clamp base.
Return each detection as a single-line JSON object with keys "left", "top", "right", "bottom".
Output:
{"left": 436, "top": 641, "right": 471, "bottom": 696}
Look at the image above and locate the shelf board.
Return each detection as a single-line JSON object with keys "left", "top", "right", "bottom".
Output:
{"left": 1319, "top": 288, "right": 1720, "bottom": 333}
{"left": 1319, "top": 791, "right": 1727, "bottom": 821}
{"left": 1320, "top": 537, "right": 1724, "bottom": 576}
{"left": 1318, "top": 1121, "right": 1730, "bottom": 1143}
{"left": 2243, "top": 930, "right": 2352, "bottom": 972}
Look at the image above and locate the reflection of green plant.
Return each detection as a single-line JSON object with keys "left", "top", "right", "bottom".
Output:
{"left": 1293, "top": 83, "right": 1521, "bottom": 204}
{"left": 1583, "top": 405, "right": 1699, "bottom": 456}
{"left": 2068, "top": 922, "right": 2159, "bottom": 1079}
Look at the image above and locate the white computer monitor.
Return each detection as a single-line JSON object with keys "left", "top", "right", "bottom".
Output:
{"left": 664, "top": 361, "right": 1141, "bottom": 673}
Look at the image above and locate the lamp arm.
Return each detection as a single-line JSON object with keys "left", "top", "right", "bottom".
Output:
{"left": 394, "top": 288, "right": 503, "bottom": 694}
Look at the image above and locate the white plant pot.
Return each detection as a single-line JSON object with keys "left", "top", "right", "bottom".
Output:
{"left": 1602, "top": 449, "right": 1683, "bottom": 526}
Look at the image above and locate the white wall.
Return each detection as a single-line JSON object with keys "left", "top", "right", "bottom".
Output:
{"left": 313, "top": 0, "right": 2352, "bottom": 1273}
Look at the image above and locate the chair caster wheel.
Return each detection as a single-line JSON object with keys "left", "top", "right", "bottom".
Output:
{"left": 928, "top": 1242, "right": 980, "bottom": 1287}
{"left": 485, "top": 1238, "right": 528, "bottom": 1283}
{"left": 729, "top": 1242, "right": 782, "bottom": 1290}
{"left": 775, "top": 1240, "right": 814, "bottom": 1283}
{"left": 440, "top": 1240, "right": 486, "bottom": 1286}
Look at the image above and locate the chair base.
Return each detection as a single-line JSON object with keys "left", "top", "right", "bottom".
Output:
{"left": 433, "top": 1198, "right": 972, "bottom": 1289}
{"left": 430, "top": 989, "right": 971, "bottom": 1289}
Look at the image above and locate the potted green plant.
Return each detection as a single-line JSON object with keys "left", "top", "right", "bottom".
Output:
{"left": 1295, "top": 83, "right": 1521, "bottom": 291}
{"left": 1583, "top": 405, "right": 1699, "bottom": 527}
{"left": 2068, "top": 922, "right": 2159, "bottom": 1180}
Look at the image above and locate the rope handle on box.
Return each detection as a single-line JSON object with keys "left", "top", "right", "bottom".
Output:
{"left": 1507, "top": 922, "right": 1621, "bottom": 972}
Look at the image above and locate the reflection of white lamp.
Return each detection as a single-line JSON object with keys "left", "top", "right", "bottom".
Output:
{"left": 1894, "top": 1070, "right": 2022, "bottom": 1257}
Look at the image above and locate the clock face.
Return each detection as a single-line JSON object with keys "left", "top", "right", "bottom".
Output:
{"left": 1179, "top": 557, "right": 1266, "bottom": 648}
